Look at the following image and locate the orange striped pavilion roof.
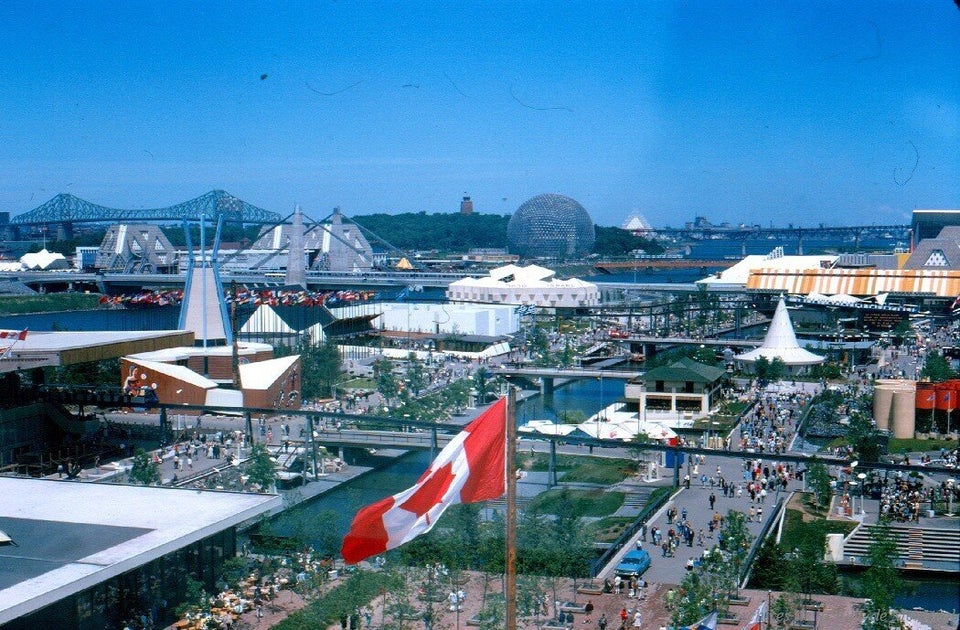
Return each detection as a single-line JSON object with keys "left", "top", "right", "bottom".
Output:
{"left": 745, "top": 268, "right": 960, "bottom": 298}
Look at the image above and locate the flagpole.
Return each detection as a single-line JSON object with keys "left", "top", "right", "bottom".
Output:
{"left": 505, "top": 388, "right": 518, "bottom": 630}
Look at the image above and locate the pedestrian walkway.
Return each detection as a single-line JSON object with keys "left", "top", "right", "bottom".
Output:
{"left": 599, "top": 447, "right": 792, "bottom": 587}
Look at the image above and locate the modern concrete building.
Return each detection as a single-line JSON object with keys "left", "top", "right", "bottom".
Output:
{"left": 0, "top": 478, "right": 280, "bottom": 630}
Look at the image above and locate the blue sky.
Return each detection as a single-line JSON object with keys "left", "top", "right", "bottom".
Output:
{"left": 0, "top": 1, "right": 957, "bottom": 228}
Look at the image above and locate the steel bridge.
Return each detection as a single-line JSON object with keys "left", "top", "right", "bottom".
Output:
{"left": 643, "top": 224, "right": 911, "bottom": 255}
{"left": 9, "top": 189, "right": 282, "bottom": 227}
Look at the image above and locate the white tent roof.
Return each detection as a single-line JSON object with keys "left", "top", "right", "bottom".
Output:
{"left": 519, "top": 420, "right": 579, "bottom": 437}
{"left": 20, "top": 249, "right": 68, "bottom": 270}
{"left": 450, "top": 264, "right": 597, "bottom": 291}
{"left": 239, "top": 354, "right": 299, "bottom": 390}
{"left": 736, "top": 298, "right": 825, "bottom": 366}
{"left": 697, "top": 248, "right": 838, "bottom": 286}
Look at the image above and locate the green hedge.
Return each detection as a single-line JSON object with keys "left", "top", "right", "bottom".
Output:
{"left": 0, "top": 293, "right": 103, "bottom": 315}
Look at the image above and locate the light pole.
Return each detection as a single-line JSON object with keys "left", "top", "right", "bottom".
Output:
{"left": 857, "top": 473, "right": 867, "bottom": 514}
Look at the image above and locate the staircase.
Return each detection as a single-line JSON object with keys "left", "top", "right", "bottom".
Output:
{"left": 842, "top": 524, "right": 960, "bottom": 571}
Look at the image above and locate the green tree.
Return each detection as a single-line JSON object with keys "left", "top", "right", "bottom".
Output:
{"left": 692, "top": 344, "right": 718, "bottom": 366}
{"left": 529, "top": 324, "right": 551, "bottom": 366}
{"left": 406, "top": 354, "right": 427, "bottom": 397}
{"left": 244, "top": 442, "right": 277, "bottom": 491}
{"left": 754, "top": 356, "right": 771, "bottom": 382}
{"left": 806, "top": 460, "right": 833, "bottom": 511}
{"left": 303, "top": 337, "right": 343, "bottom": 399}
{"left": 860, "top": 520, "right": 902, "bottom": 630}
{"left": 375, "top": 358, "right": 399, "bottom": 404}
{"left": 592, "top": 225, "right": 663, "bottom": 256}
{"left": 749, "top": 535, "right": 787, "bottom": 590}
{"left": 769, "top": 357, "right": 786, "bottom": 381}
{"left": 627, "top": 432, "right": 654, "bottom": 471}
{"left": 770, "top": 594, "right": 796, "bottom": 629}
{"left": 920, "top": 351, "right": 955, "bottom": 382}
{"left": 473, "top": 367, "right": 497, "bottom": 403}
{"left": 718, "top": 510, "right": 753, "bottom": 597}
{"left": 785, "top": 519, "right": 840, "bottom": 597}
{"left": 671, "top": 558, "right": 718, "bottom": 626}
{"left": 847, "top": 402, "right": 883, "bottom": 462}
{"left": 173, "top": 576, "right": 210, "bottom": 619}
{"left": 128, "top": 448, "right": 160, "bottom": 485}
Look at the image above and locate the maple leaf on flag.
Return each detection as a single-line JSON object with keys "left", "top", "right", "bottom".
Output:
{"left": 400, "top": 463, "right": 456, "bottom": 518}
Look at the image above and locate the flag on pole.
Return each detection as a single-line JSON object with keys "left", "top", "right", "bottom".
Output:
{"left": 742, "top": 601, "right": 766, "bottom": 630}
{"left": 680, "top": 611, "right": 718, "bottom": 630}
{"left": 341, "top": 397, "right": 507, "bottom": 564}
{"left": 0, "top": 329, "right": 27, "bottom": 341}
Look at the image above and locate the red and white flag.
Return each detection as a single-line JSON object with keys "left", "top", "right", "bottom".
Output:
{"left": 0, "top": 329, "right": 27, "bottom": 341}
{"left": 341, "top": 398, "right": 507, "bottom": 564}
{"left": 742, "top": 601, "right": 766, "bottom": 630}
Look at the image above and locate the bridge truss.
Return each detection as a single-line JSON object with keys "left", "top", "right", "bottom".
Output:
{"left": 11, "top": 189, "right": 282, "bottom": 226}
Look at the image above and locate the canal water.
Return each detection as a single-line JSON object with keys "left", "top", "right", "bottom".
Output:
{"left": 269, "top": 377, "right": 958, "bottom": 613}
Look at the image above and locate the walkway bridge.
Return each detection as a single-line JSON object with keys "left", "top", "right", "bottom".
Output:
{"left": 494, "top": 362, "right": 641, "bottom": 395}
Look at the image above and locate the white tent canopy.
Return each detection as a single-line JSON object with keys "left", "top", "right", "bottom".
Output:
{"left": 737, "top": 297, "right": 825, "bottom": 367}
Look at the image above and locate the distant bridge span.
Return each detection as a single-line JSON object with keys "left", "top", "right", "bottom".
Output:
{"left": 10, "top": 189, "right": 282, "bottom": 226}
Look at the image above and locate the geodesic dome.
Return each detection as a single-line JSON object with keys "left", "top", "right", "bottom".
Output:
{"left": 507, "top": 193, "right": 595, "bottom": 259}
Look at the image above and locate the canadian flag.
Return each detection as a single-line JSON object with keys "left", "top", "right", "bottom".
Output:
{"left": 680, "top": 611, "right": 718, "bottom": 630}
{"left": 0, "top": 329, "right": 27, "bottom": 341}
{"left": 742, "top": 601, "right": 766, "bottom": 630}
{"left": 341, "top": 398, "right": 507, "bottom": 564}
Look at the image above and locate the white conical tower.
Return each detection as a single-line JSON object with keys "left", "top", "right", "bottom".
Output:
{"left": 178, "top": 216, "right": 231, "bottom": 348}
{"left": 736, "top": 297, "right": 824, "bottom": 367}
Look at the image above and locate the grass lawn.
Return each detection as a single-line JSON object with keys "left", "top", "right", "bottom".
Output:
{"left": 0, "top": 293, "right": 103, "bottom": 315}
{"left": 526, "top": 488, "right": 625, "bottom": 517}
{"left": 779, "top": 506, "right": 857, "bottom": 551}
{"left": 586, "top": 516, "right": 637, "bottom": 542}
{"left": 888, "top": 437, "right": 957, "bottom": 454}
{"left": 340, "top": 377, "right": 377, "bottom": 391}
{"left": 518, "top": 453, "right": 636, "bottom": 485}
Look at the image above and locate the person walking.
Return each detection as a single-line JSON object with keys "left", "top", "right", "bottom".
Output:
{"left": 709, "top": 492, "right": 716, "bottom": 510}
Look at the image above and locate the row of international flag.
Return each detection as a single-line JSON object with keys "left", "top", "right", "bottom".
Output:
{"left": 96, "top": 289, "right": 381, "bottom": 308}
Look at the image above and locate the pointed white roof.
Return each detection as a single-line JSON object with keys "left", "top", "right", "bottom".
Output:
{"left": 736, "top": 297, "right": 825, "bottom": 366}
{"left": 240, "top": 354, "right": 300, "bottom": 390}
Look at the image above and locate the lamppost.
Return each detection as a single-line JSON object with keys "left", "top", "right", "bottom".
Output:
{"left": 857, "top": 472, "right": 867, "bottom": 515}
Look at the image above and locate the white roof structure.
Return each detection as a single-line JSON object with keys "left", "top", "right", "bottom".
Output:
{"left": 240, "top": 355, "right": 299, "bottom": 390}
{"left": 0, "top": 478, "right": 280, "bottom": 625}
{"left": 518, "top": 419, "right": 579, "bottom": 437}
{"left": 621, "top": 213, "right": 652, "bottom": 232}
{"left": 520, "top": 410, "right": 678, "bottom": 443}
{"left": 697, "top": 247, "right": 838, "bottom": 287}
{"left": 20, "top": 249, "right": 69, "bottom": 271}
{"left": 736, "top": 298, "right": 825, "bottom": 366}
{"left": 126, "top": 358, "right": 219, "bottom": 389}
{"left": 126, "top": 341, "right": 273, "bottom": 363}
{"left": 447, "top": 264, "right": 599, "bottom": 308}
{"left": 0, "top": 330, "right": 195, "bottom": 374}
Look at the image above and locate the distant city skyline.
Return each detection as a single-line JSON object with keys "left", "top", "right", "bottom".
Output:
{"left": 0, "top": 1, "right": 957, "bottom": 228}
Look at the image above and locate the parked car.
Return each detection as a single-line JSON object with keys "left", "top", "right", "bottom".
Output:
{"left": 615, "top": 549, "right": 651, "bottom": 578}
